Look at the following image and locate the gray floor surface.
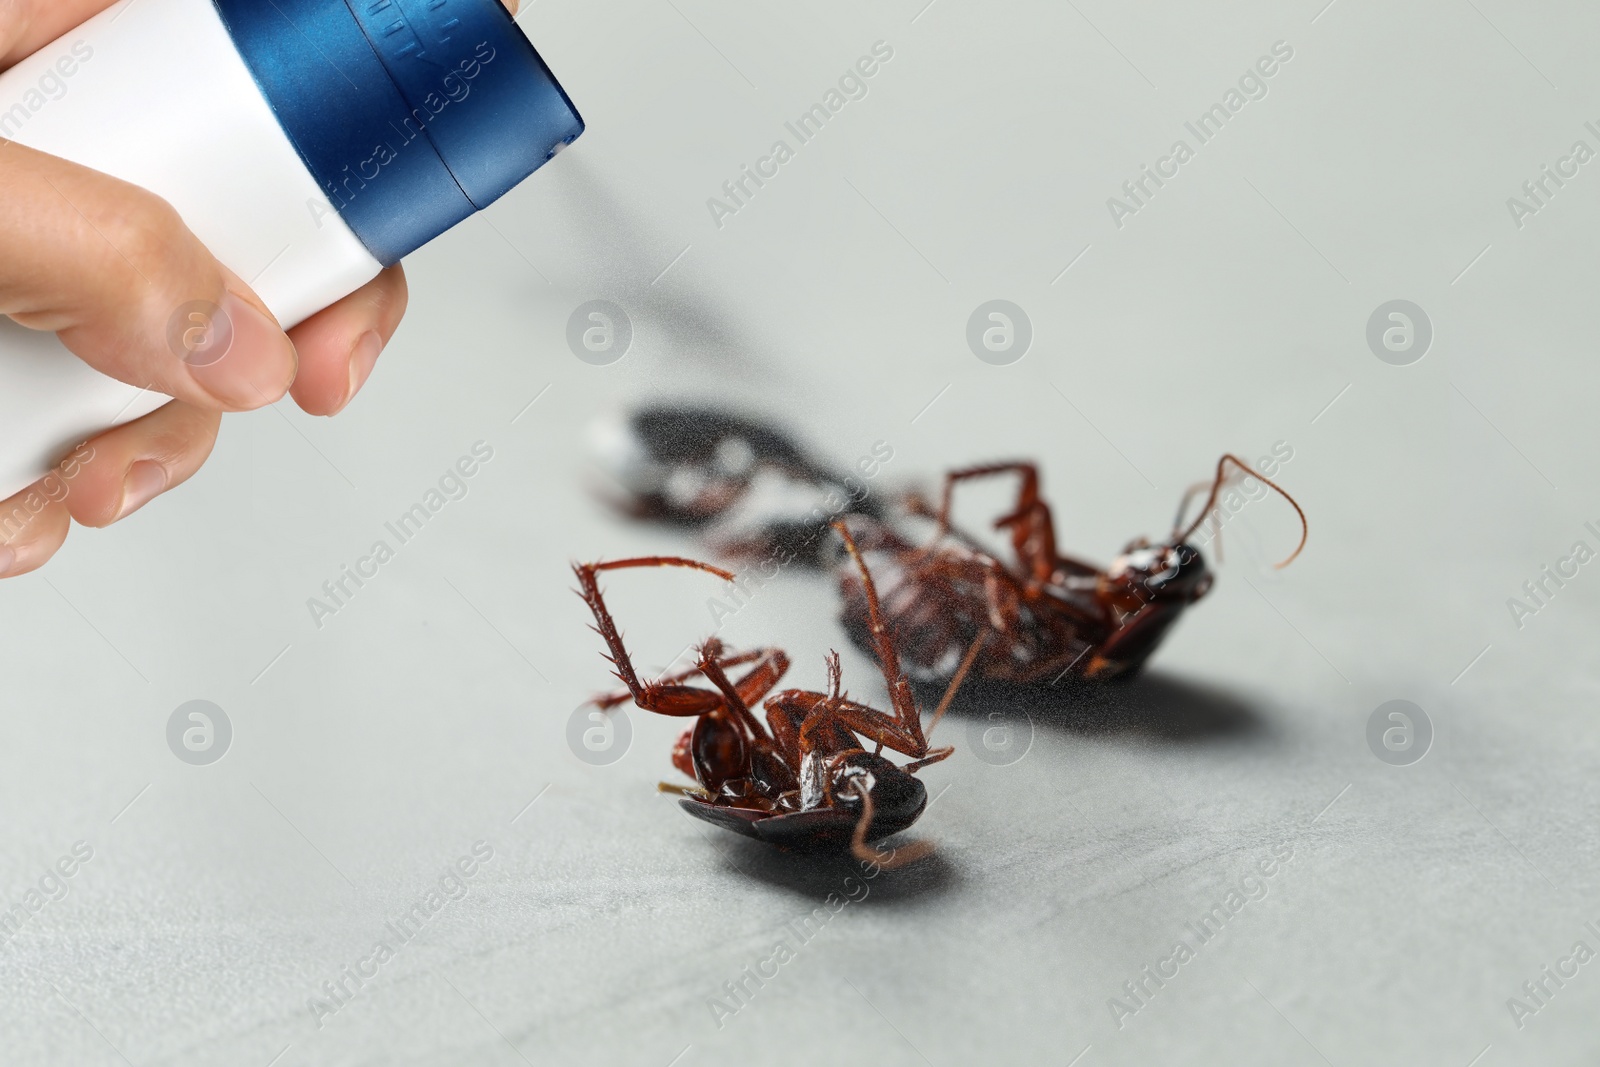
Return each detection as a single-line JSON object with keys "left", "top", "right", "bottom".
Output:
{"left": 2, "top": 0, "right": 1597, "bottom": 1064}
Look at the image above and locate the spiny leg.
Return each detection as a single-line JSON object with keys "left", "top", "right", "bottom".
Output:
{"left": 832, "top": 521, "right": 930, "bottom": 756}
{"left": 590, "top": 644, "right": 775, "bottom": 710}
{"left": 819, "top": 697, "right": 954, "bottom": 768}
{"left": 695, "top": 638, "right": 779, "bottom": 742}
{"left": 731, "top": 646, "right": 792, "bottom": 709}
{"left": 833, "top": 524, "right": 1000, "bottom": 763}
{"left": 805, "top": 625, "right": 988, "bottom": 768}
{"left": 573, "top": 556, "right": 735, "bottom": 716}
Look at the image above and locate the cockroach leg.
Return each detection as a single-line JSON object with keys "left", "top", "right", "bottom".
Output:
{"left": 573, "top": 556, "right": 737, "bottom": 716}
{"left": 695, "top": 638, "right": 777, "bottom": 741}
{"left": 590, "top": 644, "right": 776, "bottom": 710}
{"left": 901, "top": 747, "right": 954, "bottom": 775}
{"left": 925, "top": 628, "right": 989, "bottom": 741}
{"left": 831, "top": 521, "right": 933, "bottom": 757}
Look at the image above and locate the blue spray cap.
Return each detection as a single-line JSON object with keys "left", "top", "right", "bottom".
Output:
{"left": 211, "top": 0, "right": 584, "bottom": 266}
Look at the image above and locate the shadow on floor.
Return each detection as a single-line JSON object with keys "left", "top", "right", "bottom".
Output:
{"left": 922, "top": 669, "right": 1272, "bottom": 745}
{"left": 705, "top": 831, "right": 961, "bottom": 907}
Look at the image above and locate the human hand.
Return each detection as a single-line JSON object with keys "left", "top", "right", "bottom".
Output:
{"left": 0, "top": 0, "right": 412, "bottom": 577}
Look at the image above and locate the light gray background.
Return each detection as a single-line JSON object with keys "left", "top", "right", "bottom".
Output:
{"left": 2, "top": 0, "right": 1598, "bottom": 1063}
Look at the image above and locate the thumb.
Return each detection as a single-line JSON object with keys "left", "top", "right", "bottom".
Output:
{"left": 0, "top": 141, "right": 298, "bottom": 411}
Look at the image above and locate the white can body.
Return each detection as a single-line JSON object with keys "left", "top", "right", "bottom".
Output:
{"left": 0, "top": 0, "right": 384, "bottom": 500}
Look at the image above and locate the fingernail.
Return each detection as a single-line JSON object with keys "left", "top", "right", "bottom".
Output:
{"left": 0, "top": 545, "right": 15, "bottom": 577}
{"left": 187, "top": 291, "right": 298, "bottom": 409}
{"left": 339, "top": 331, "right": 383, "bottom": 414}
{"left": 117, "top": 461, "right": 169, "bottom": 521}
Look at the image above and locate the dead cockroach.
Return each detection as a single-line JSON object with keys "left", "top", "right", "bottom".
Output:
{"left": 835, "top": 454, "right": 1306, "bottom": 687}
{"left": 588, "top": 403, "right": 888, "bottom": 566}
{"left": 574, "top": 522, "right": 979, "bottom": 866}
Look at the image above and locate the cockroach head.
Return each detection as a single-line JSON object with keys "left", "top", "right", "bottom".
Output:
{"left": 1108, "top": 540, "right": 1214, "bottom": 602}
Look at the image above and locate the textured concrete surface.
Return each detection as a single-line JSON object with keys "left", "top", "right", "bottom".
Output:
{"left": 2, "top": 0, "right": 1597, "bottom": 1064}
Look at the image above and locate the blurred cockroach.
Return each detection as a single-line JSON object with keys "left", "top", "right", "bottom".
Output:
{"left": 589, "top": 404, "right": 890, "bottom": 566}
